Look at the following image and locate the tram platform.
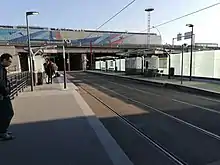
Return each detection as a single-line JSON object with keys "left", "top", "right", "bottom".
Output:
{"left": 0, "top": 76, "right": 133, "bottom": 165}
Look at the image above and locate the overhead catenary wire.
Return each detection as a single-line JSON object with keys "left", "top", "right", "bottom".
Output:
{"left": 150, "top": 2, "right": 220, "bottom": 31}
{"left": 82, "top": 2, "right": 220, "bottom": 45}
{"left": 85, "top": 0, "right": 137, "bottom": 39}
{"left": 126, "top": 2, "right": 220, "bottom": 39}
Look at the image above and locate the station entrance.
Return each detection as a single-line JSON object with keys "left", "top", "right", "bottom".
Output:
{"left": 19, "top": 52, "right": 29, "bottom": 71}
{"left": 52, "top": 53, "right": 82, "bottom": 71}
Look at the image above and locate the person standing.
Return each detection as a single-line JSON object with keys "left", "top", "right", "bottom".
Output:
{"left": 43, "top": 58, "right": 49, "bottom": 83}
{"left": 47, "top": 60, "right": 54, "bottom": 84}
{"left": 0, "top": 53, "right": 15, "bottom": 141}
{"left": 43, "top": 58, "right": 54, "bottom": 84}
{"left": 52, "top": 62, "right": 59, "bottom": 77}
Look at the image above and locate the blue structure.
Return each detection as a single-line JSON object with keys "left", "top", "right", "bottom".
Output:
{"left": 0, "top": 25, "right": 162, "bottom": 46}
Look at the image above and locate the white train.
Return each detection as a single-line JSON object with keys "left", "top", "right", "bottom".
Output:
{"left": 95, "top": 55, "right": 162, "bottom": 77}
{"left": 95, "top": 59, "right": 125, "bottom": 72}
{"left": 125, "top": 57, "right": 143, "bottom": 75}
{"left": 95, "top": 50, "right": 220, "bottom": 80}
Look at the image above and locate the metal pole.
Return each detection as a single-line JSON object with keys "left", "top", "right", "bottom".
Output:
{"left": 172, "top": 38, "right": 175, "bottom": 48}
{"left": 163, "top": 46, "right": 171, "bottom": 79}
{"left": 90, "top": 41, "right": 93, "bottom": 70}
{"left": 63, "top": 45, "right": 67, "bottom": 89}
{"left": 181, "top": 45, "right": 184, "bottom": 84}
{"left": 120, "top": 55, "right": 122, "bottom": 72}
{"left": 67, "top": 53, "right": 70, "bottom": 71}
{"left": 189, "top": 26, "right": 193, "bottom": 81}
{"left": 147, "top": 11, "right": 151, "bottom": 48}
{"left": 26, "top": 14, "right": 34, "bottom": 92}
{"left": 168, "top": 54, "right": 171, "bottom": 79}
{"left": 145, "top": 8, "right": 154, "bottom": 49}
{"left": 100, "top": 60, "right": 101, "bottom": 71}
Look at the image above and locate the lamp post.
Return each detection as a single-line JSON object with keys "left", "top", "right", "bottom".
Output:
{"left": 145, "top": 8, "right": 154, "bottom": 48}
{"left": 181, "top": 44, "right": 187, "bottom": 84}
{"left": 26, "top": 11, "right": 39, "bottom": 92}
{"left": 67, "top": 53, "right": 70, "bottom": 71}
{"left": 163, "top": 47, "right": 171, "bottom": 79}
{"left": 63, "top": 40, "right": 67, "bottom": 89}
{"left": 90, "top": 41, "right": 93, "bottom": 70}
{"left": 186, "top": 24, "right": 194, "bottom": 81}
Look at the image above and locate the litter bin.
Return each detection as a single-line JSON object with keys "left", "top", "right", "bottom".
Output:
{"left": 169, "top": 67, "right": 175, "bottom": 77}
{"left": 37, "top": 72, "right": 43, "bottom": 85}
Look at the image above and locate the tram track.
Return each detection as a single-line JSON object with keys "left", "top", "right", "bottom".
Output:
{"left": 69, "top": 72, "right": 220, "bottom": 165}
{"left": 78, "top": 83, "right": 186, "bottom": 165}
{"left": 95, "top": 77, "right": 220, "bottom": 138}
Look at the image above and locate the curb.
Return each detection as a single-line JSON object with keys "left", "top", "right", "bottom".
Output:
{"left": 86, "top": 71, "right": 220, "bottom": 99}
{"left": 72, "top": 89, "right": 134, "bottom": 165}
{"left": 64, "top": 72, "right": 134, "bottom": 165}
{"left": 165, "top": 83, "right": 220, "bottom": 98}
{"left": 86, "top": 71, "right": 165, "bottom": 87}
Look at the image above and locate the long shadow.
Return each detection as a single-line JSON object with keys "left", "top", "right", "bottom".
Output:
{"left": 90, "top": 79, "right": 220, "bottom": 133}
{"left": 4, "top": 73, "right": 220, "bottom": 165}
{"left": 68, "top": 73, "right": 220, "bottom": 135}
{"left": 100, "top": 113, "right": 220, "bottom": 165}
{"left": 0, "top": 115, "right": 184, "bottom": 165}
{"left": 96, "top": 74, "right": 220, "bottom": 114}
{"left": 69, "top": 73, "right": 220, "bottom": 111}
{"left": 2, "top": 114, "right": 220, "bottom": 165}
{"left": 0, "top": 117, "right": 114, "bottom": 165}
{"left": 66, "top": 73, "right": 220, "bottom": 164}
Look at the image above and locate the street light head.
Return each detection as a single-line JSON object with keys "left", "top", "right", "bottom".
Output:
{"left": 26, "top": 11, "right": 39, "bottom": 16}
{"left": 186, "top": 24, "right": 193, "bottom": 27}
{"left": 145, "top": 8, "right": 154, "bottom": 12}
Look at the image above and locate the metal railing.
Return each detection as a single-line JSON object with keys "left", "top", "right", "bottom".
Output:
{"left": 8, "top": 72, "right": 30, "bottom": 100}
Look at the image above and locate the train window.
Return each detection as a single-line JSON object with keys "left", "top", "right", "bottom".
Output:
{"left": 110, "top": 61, "right": 114, "bottom": 67}
{"left": 159, "top": 58, "right": 167, "bottom": 68}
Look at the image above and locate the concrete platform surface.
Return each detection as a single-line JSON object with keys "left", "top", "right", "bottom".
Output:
{"left": 0, "top": 78, "right": 133, "bottom": 165}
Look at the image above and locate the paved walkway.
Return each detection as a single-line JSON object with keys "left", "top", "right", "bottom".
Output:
{"left": 0, "top": 76, "right": 133, "bottom": 165}
{"left": 87, "top": 70, "right": 220, "bottom": 94}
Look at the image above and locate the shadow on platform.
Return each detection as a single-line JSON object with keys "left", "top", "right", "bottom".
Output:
{"left": 0, "top": 117, "right": 114, "bottom": 165}
{"left": 2, "top": 112, "right": 220, "bottom": 165}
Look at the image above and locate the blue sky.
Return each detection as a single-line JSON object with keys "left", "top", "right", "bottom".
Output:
{"left": 1, "top": 0, "right": 220, "bottom": 44}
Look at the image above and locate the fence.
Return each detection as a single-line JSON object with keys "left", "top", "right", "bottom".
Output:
{"left": 8, "top": 72, "right": 30, "bottom": 100}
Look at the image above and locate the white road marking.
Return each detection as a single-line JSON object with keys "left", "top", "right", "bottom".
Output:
{"left": 107, "top": 80, "right": 220, "bottom": 116}
{"left": 86, "top": 79, "right": 220, "bottom": 141}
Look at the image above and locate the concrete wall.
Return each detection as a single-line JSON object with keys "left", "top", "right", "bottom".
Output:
{"left": 95, "top": 51, "right": 220, "bottom": 80}
{"left": 214, "top": 51, "right": 220, "bottom": 78}
{"left": 169, "top": 50, "right": 220, "bottom": 79}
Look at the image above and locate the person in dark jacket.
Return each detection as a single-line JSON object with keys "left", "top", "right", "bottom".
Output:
{"left": 0, "top": 53, "right": 15, "bottom": 141}
{"left": 44, "top": 58, "right": 54, "bottom": 84}
{"left": 43, "top": 58, "right": 49, "bottom": 83}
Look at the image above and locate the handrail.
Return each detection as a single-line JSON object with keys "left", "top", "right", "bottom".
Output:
{"left": 7, "top": 71, "right": 30, "bottom": 100}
